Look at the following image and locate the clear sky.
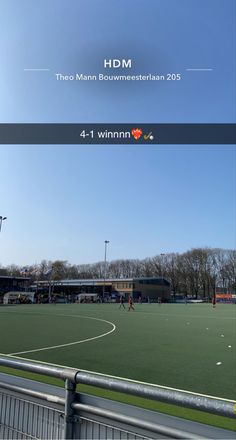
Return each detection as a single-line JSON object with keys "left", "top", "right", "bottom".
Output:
{"left": 0, "top": 0, "right": 235, "bottom": 123}
{"left": 0, "top": 145, "right": 235, "bottom": 266}
{"left": 0, "top": 1, "right": 235, "bottom": 266}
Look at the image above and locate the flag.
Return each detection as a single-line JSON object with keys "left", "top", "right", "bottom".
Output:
{"left": 43, "top": 268, "right": 53, "bottom": 276}
{"left": 20, "top": 267, "right": 29, "bottom": 275}
{"left": 31, "top": 268, "right": 41, "bottom": 276}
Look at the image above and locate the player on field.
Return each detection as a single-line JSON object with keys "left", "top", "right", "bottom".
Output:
{"left": 128, "top": 295, "right": 135, "bottom": 311}
{"left": 119, "top": 295, "right": 125, "bottom": 309}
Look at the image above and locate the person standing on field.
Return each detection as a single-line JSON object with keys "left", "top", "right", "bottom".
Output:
{"left": 128, "top": 296, "right": 135, "bottom": 311}
{"left": 119, "top": 295, "right": 125, "bottom": 309}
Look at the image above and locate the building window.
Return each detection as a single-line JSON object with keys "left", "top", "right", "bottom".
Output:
{"left": 137, "top": 279, "right": 169, "bottom": 286}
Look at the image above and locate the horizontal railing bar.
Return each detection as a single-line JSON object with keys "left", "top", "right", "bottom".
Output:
{"left": 72, "top": 403, "right": 207, "bottom": 440}
{"left": 0, "top": 357, "right": 235, "bottom": 419}
{"left": 0, "top": 356, "right": 77, "bottom": 382}
{"left": 0, "top": 381, "right": 65, "bottom": 406}
{"left": 75, "top": 372, "right": 236, "bottom": 419}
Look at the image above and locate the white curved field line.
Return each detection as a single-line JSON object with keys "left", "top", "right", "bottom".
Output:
{"left": 0, "top": 309, "right": 235, "bottom": 403}
{"left": 7, "top": 314, "right": 116, "bottom": 356}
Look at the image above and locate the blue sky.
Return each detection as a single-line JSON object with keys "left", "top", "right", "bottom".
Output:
{"left": 0, "top": 0, "right": 235, "bottom": 123}
{"left": 0, "top": 145, "right": 235, "bottom": 266}
{"left": 0, "top": 1, "right": 235, "bottom": 266}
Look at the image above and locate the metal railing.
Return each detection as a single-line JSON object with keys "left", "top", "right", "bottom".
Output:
{"left": 0, "top": 356, "right": 235, "bottom": 439}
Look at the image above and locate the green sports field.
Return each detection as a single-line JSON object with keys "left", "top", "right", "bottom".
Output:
{"left": 0, "top": 303, "right": 235, "bottom": 430}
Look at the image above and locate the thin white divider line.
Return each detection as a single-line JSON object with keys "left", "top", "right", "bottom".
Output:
{"left": 186, "top": 68, "right": 213, "bottom": 71}
{"left": 7, "top": 314, "right": 116, "bottom": 355}
{"left": 24, "top": 68, "right": 50, "bottom": 71}
{"left": 0, "top": 352, "right": 235, "bottom": 404}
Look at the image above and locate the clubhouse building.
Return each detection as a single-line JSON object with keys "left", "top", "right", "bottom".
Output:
{"left": 33, "top": 277, "right": 171, "bottom": 302}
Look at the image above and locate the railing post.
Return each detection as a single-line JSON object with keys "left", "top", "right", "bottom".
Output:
{"left": 64, "top": 378, "right": 76, "bottom": 439}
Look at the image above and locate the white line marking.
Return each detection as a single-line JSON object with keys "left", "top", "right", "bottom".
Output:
{"left": 0, "top": 353, "right": 235, "bottom": 403}
{"left": 186, "top": 68, "right": 213, "bottom": 71}
{"left": 24, "top": 68, "right": 50, "bottom": 71}
{"left": 1, "top": 307, "right": 235, "bottom": 402}
{"left": 7, "top": 314, "right": 116, "bottom": 355}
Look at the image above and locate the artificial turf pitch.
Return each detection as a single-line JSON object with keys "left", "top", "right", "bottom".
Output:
{"left": 0, "top": 303, "right": 235, "bottom": 431}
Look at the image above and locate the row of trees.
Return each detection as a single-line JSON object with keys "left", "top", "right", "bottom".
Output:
{"left": 0, "top": 248, "right": 235, "bottom": 299}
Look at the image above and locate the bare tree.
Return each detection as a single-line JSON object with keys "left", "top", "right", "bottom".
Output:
{"left": 1, "top": 248, "right": 235, "bottom": 299}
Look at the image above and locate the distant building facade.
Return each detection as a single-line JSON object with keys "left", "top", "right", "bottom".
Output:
{"left": 0, "top": 276, "right": 30, "bottom": 303}
{"left": 0, "top": 276, "right": 30, "bottom": 294}
{"left": 33, "top": 277, "right": 171, "bottom": 301}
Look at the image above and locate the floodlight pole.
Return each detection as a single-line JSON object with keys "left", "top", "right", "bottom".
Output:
{"left": 0, "top": 216, "right": 7, "bottom": 233}
{"left": 103, "top": 240, "right": 110, "bottom": 300}
{"left": 214, "top": 275, "right": 217, "bottom": 305}
{"left": 160, "top": 253, "right": 166, "bottom": 300}
{"left": 160, "top": 254, "right": 165, "bottom": 280}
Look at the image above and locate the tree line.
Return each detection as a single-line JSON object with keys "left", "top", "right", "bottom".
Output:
{"left": 0, "top": 248, "right": 235, "bottom": 299}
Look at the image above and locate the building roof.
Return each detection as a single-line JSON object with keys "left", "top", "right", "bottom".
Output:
{"left": 58, "top": 278, "right": 133, "bottom": 284}
{"left": 0, "top": 276, "right": 30, "bottom": 281}
{"left": 34, "top": 277, "right": 170, "bottom": 286}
